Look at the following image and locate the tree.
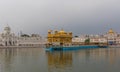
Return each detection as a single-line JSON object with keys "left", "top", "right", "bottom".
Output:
{"left": 85, "top": 38, "right": 90, "bottom": 45}
{"left": 74, "top": 35, "right": 78, "bottom": 37}
{"left": 21, "top": 34, "right": 30, "bottom": 37}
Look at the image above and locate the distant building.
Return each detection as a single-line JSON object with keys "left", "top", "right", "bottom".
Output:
{"left": 72, "top": 35, "right": 88, "bottom": 45}
{"left": 104, "top": 28, "right": 118, "bottom": 45}
{"left": 0, "top": 25, "right": 17, "bottom": 46}
{"left": 0, "top": 25, "right": 43, "bottom": 47}
{"left": 72, "top": 28, "right": 120, "bottom": 45}
{"left": 17, "top": 34, "right": 42, "bottom": 47}
{"left": 47, "top": 29, "right": 72, "bottom": 45}
{"left": 90, "top": 36, "right": 107, "bottom": 45}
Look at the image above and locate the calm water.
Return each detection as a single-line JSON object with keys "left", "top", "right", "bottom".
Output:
{"left": 0, "top": 47, "right": 120, "bottom": 72}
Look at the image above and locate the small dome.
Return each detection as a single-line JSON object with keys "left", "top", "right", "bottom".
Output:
{"left": 69, "top": 32, "right": 72, "bottom": 35}
{"left": 59, "top": 29, "right": 66, "bottom": 34}
{"left": 54, "top": 30, "right": 58, "bottom": 33}
{"left": 4, "top": 25, "right": 11, "bottom": 34}
{"left": 48, "top": 30, "right": 52, "bottom": 32}
{"left": 4, "top": 26, "right": 11, "bottom": 31}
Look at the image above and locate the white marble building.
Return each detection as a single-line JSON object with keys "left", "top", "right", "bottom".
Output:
{"left": 72, "top": 35, "right": 88, "bottom": 45}
{"left": 104, "top": 28, "right": 120, "bottom": 45}
{"left": 72, "top": 35, "right": 107, "bottom": 45}
{"left": 90, "top": 36, "right": 107, "bottom": 44}
{"left": 0, "top": 25, "right": 17, "bottom": 46}
{"left": 72, "top": 28, "right": 120, "bottom": 45}
{"left": 0, "top": 25, "right": 43, "bottom": 47}
{"left": 17, "top": 34, "right": 43, "bottom": 47}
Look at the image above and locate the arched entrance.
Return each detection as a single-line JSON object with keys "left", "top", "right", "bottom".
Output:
{"left": 5, "top": 41, "right": 7, "bottom": 46}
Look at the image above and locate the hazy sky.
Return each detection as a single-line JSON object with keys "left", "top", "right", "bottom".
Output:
{"left": 0, "top": 0, "right": 120, "bottom": 36}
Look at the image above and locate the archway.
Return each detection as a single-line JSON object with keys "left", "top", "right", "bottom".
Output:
{"left": 5, "top": 41, "right": 7, "bottom": 46}
{"left": 9, "top": 41, "right": 12, "bottom": 46}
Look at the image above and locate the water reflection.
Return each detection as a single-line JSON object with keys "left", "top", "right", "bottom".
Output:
{"left": 73, "top": 48, "right": 119, "bottom": 72}
{"left": 46, "top": 51, "right": 72, "bottom": 72}
{"left": 0, "top": 48, "right": 16, "bottom": 72}
{"left": 0, "top": 48, "right": 119, "bottom": 72}
{"left": 74, "top": 48, "right": 118, "bottom": 63}
{"left": 0, "top": 48, "right": 47, "bottom": 72}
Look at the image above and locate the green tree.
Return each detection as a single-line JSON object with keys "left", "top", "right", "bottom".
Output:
{"left": 74, "top": 35, "right": 78, "bottom": 37}
{"left": 85, "top": 38, "right": 90, "bottom": 45}
{"left": 21, "top": 34, "right": 30, "bottom": 37}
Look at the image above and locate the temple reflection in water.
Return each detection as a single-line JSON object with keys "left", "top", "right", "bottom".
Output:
{"left": 45, "top": 48, "right": 120, "bottom": 72}
{"left": 46, "top": 51, "right": 72, "bottom": 72}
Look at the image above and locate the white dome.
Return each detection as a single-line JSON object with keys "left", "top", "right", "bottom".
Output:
{"left": 3, "top": 25, "right": 11, "bottom": 34}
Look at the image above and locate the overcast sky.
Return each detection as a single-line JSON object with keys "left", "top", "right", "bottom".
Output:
{"left": 0, "top": 0, "right": 120, "bottom": 36}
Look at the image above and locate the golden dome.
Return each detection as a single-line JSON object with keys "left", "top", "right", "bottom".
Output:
{"left": 48, "top": 30, "right": 52, "bottom": 32}
{"left": 108, "top": 28, "right": 115, "bottom": 34}
{"left": 59, "top": 29, "right": 66, "bottom": 34}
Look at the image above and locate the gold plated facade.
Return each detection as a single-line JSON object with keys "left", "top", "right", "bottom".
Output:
{"left": 47, "top": 29, "right": 72, "bottom": 45}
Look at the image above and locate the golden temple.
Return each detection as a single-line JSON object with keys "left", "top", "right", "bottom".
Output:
{"left": 47, "top": 29, "right": 72, "bottom": 45}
